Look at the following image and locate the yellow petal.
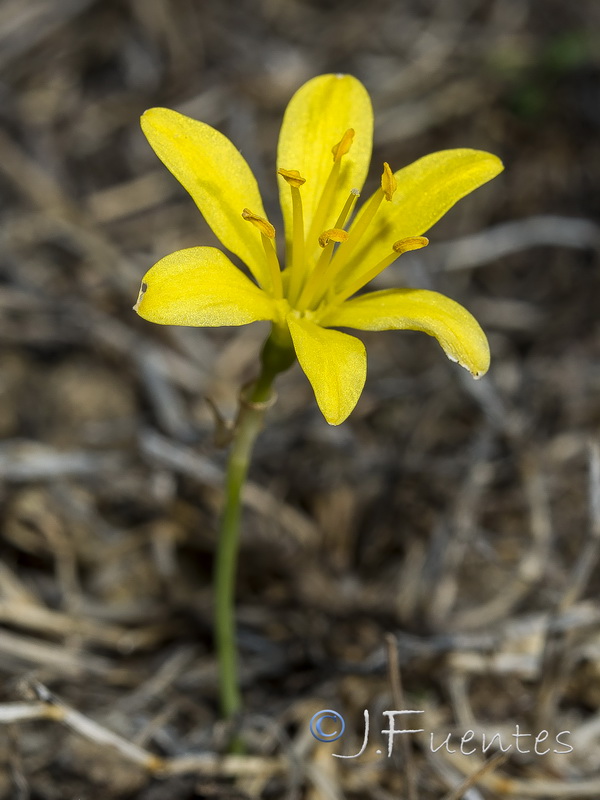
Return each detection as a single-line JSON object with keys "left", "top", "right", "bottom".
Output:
{"left": 320, "top": 288, "right": 490, "bottom": 378}
{"left": 134, "top": 247, "right": 277, "bottom": 327}
{"left": 340, "top": 149, "right": 503, "bottom": 285}
{"left": 277, "top": 75, "right": 373, "bottom": 259}
{"left": 286, "top": 314, "right": 366, "bottom": 425}
{"left": 141, "top": 108, "right": 272, "bottom": 291}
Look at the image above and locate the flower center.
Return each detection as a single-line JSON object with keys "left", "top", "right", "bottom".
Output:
{"left": 250, "top": 134, "right": 430, "bottom": 315}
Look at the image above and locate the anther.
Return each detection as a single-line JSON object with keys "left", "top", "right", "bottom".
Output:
{"left": 393, "top": 236, "right": 429, "bottom": 254}
{"left": 381, "top": 163, "right": 397, "bottom": 201}
{"left": 242, "top": 208, "right": 276, "bottom": 239}
{"left": 318, "top": 228, "right": 349, "bottom": 248}
{"left": 278, "top": 168, "right": 306, "bottom": 188}
{"left": 332, "top": 128, "right": 355, "bottom": 162}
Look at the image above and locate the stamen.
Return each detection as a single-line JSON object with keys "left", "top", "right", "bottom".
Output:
{"left": 242, "top": 208, "right": 283, "bottom": 298}
{"left": 278, "top": 169, "right": 307, "bottom": 305}
{"left": 326, "top": 187, "right": 385, "bottom": 283}
{"left": 296, "top": 189, "right": 359, "bottom": 310}
{"left": 332, "top": 236, "right": 429, "bottom": 305}
{"left": 305, "top": 159, "right": 341, "bottom": 252}
{"left": 334, "top": 188, "right": 360, "bottom": 229}
{"left": 318, "top": 228, "right": 349, "bottom": 248}
{"left": 381, "top": 162, "right": 397, "bottom": 201}
{"left": 305, "top": 130, "right": 355, "bottom": 253}
{"left": 262, "top": 237, "right": 284, "bottom": 299}
{"left": 320, "top": 189, "right": 360, "bottom": 304}
{"left": 325, "top": 163, "right": 398, "bottom": 290}
{"left": 297, "top": 229, "right": 348, "bottom": 310}
{"left": 331, "top": 128, "right": 355, "bottom": 162}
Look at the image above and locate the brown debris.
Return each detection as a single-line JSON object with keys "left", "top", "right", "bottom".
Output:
{"left": 1, "top": 0, "right": 600, "bottom": 798}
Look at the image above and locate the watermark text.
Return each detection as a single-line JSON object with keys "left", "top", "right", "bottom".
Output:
{"left": 309, "top": 710, "right": 573, "bottom": 759}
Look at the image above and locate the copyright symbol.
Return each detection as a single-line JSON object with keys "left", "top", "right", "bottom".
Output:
{"left": 310, "top": 710, "right": 346, "bottom": 742}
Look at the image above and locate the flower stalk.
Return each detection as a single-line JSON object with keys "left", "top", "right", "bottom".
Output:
{"left": 215, "top": 330, "right": 295, "bottom": 719}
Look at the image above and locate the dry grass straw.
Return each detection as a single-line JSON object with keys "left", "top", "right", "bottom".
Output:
{"left": 0, "top": 0, "right": 599, "bottom": 797}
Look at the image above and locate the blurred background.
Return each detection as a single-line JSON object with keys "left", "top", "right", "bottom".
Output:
{"left": 0, "top": 0, "right": 599, "bottom": 798}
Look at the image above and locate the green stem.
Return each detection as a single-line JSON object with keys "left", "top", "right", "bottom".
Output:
{"left": 214, "top": 328, "right": 295, "bottom": 720}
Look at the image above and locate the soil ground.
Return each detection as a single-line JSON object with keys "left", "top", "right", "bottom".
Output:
{"left": 1, "top": 1, "right": 600, "bottom": 798}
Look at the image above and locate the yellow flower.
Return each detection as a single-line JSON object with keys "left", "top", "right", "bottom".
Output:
{"left": 135, "top": 74, "right": 503, "bottom": 425}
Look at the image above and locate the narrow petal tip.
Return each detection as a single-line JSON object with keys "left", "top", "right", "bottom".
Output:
{"left": 446, "top": 331, "right": 490, "bottom": 379}
{"left": 133, "top": 281, "right": 148, "bottom": 314}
